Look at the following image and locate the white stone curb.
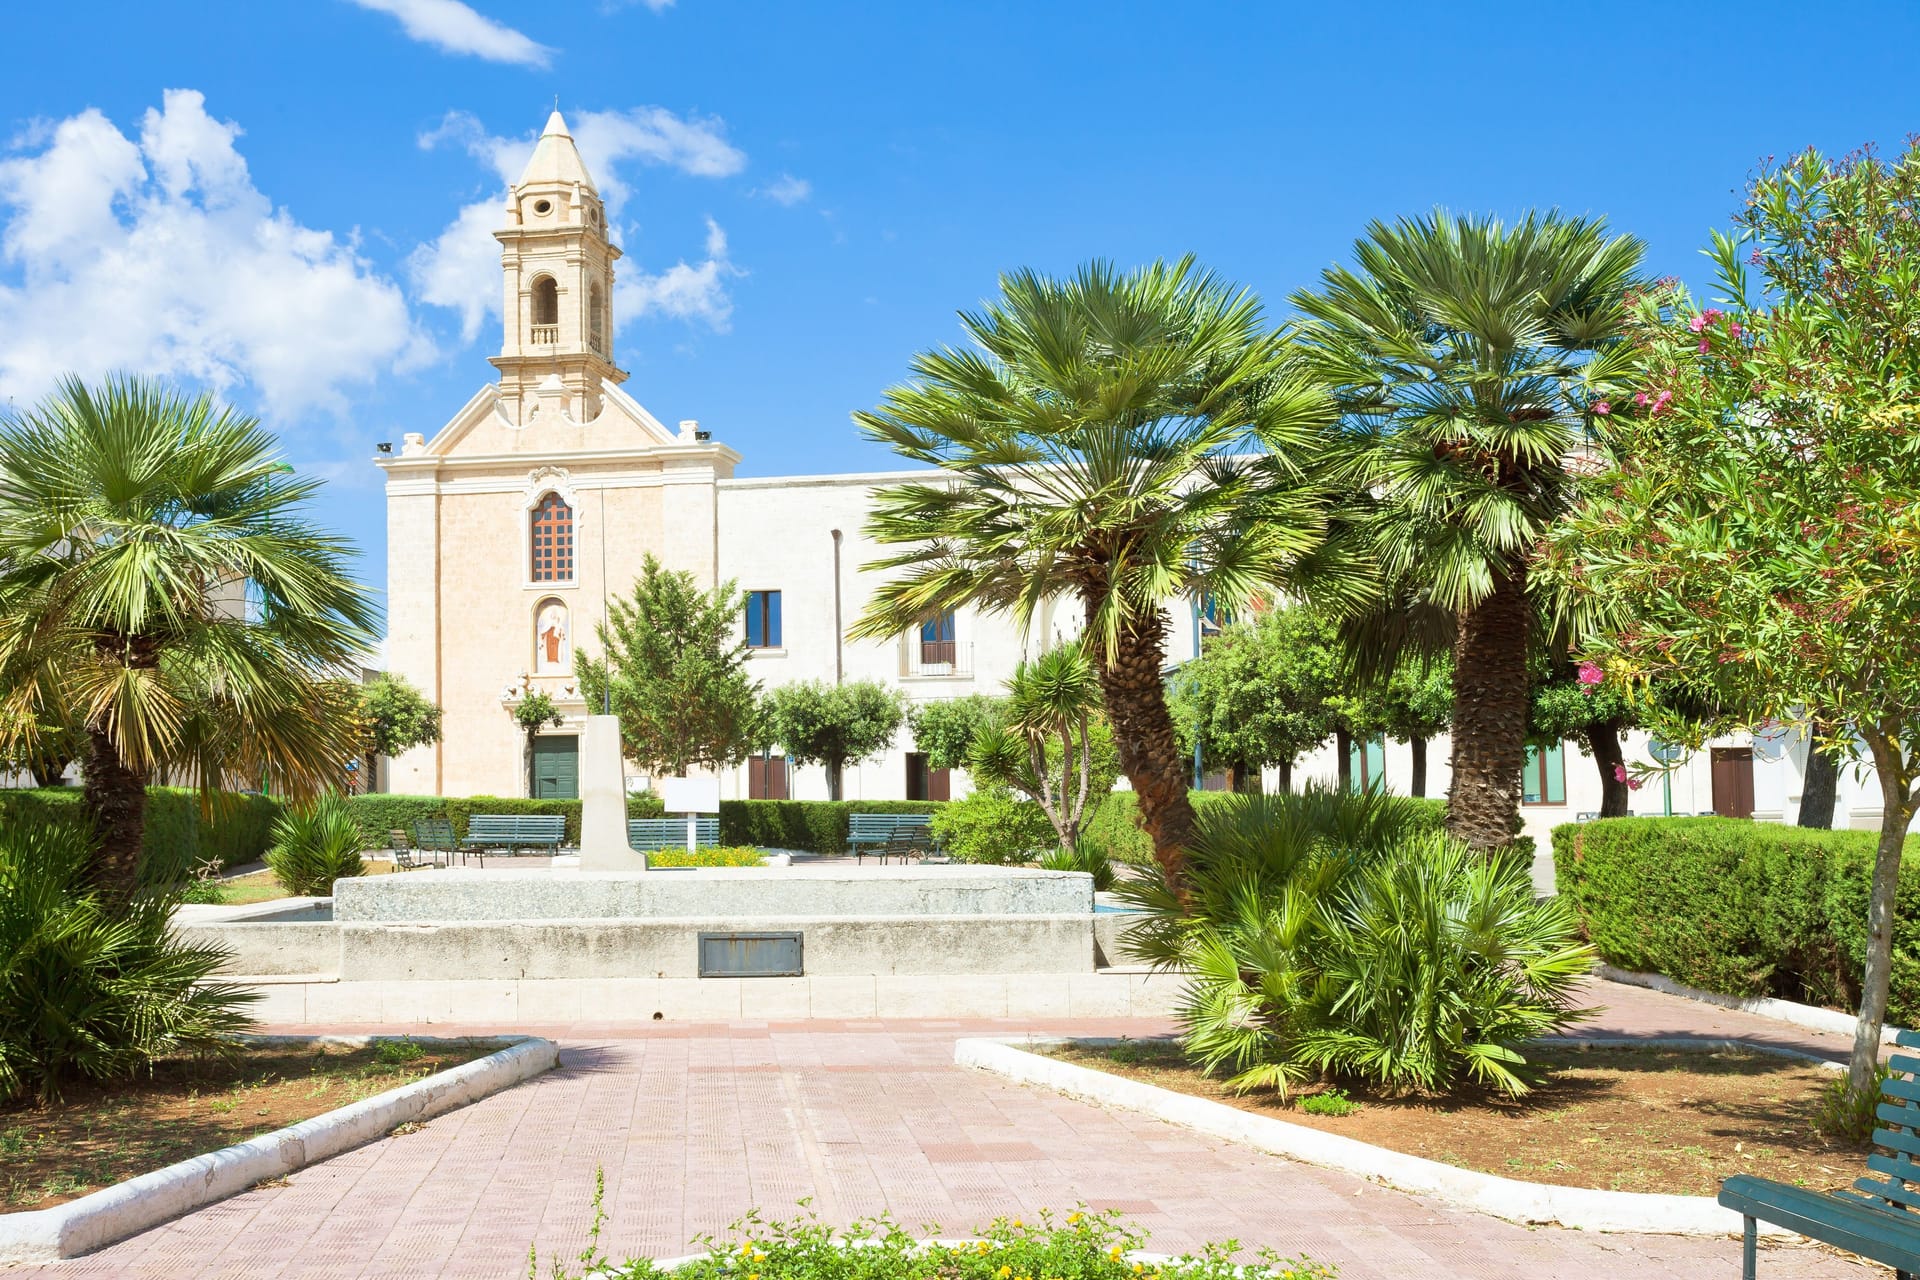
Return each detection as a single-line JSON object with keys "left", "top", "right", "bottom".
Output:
{"left": 0, "top": 1033, "right": 559, "bottom": 1265}
{"left": 957, "top": 1035, "right": 1793, "bottom": 1237}
{"left": 1597, "top": 965, "right": 1907, "bottom": 1045}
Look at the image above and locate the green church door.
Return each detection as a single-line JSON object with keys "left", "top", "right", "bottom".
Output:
{"left": 531, "top": 735, "right": 579, "bottom": 799}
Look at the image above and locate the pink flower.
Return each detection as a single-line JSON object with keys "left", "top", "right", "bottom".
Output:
{"left": 1689, "top": 315, "right": 1707, "bottom": 333}
{"left": 1699, "top": 339, "right": 1710, "bottom": 354}
{"left": 1612, "top": 763, "right": 1629, "bottom": 783}
{"left": 1634, "top": 391, "right": 1649, "bottom": 407}
{"left": 1627, "top": 776, "right": 1644, "bottom": 791}
{"left": 1729, "top": 322, "right": 1743, "bottom": 339}
{"left": 1749, "top": 249, "right": 1764, "bottom": 265}
{"left": 1578, "top": 661, "right": 1605, "bottom": 686}
{"left": 1591, "top": 400, "right": 1611, "bottom": 416}
{"left": 1702, "top": 308, "right": 1723, "bottom": 323}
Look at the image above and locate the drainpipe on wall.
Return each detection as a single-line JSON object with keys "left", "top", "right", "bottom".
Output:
{"left": 831, "top": 528, "right": 844, "bottom": 686}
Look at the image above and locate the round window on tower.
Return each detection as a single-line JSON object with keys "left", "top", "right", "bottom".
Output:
{"left": 533, "top": 198, "right": 553, "bottom": 215}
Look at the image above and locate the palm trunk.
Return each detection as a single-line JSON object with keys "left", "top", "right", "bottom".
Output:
{"left": 1587, "top": 719, "right": 1631, "bottom": 818}
{"left": 1850, "top": 731, "right": 1915, "bottom": 1095}
{"left": 1447, "top": 567, "right": 1531, "bottom": 849}
{"left": 1410, "top": 736, "right": 1428, "bottom": 798}
{"left": 83, "top": 727, "right": 147, "bottom": 897}
{"left": 1335, "top": 727, "right": 1352, "bottom": 793}
{"left": 1087, "top": 599, "right": 1193, "bottom": 894}
{"left": 1799, "top": 720, "right": 1840, "bottom": 828}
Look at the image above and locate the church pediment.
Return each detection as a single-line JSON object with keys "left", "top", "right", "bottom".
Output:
{"left": 413, "top": 379, "right": 682, "bottom": 461}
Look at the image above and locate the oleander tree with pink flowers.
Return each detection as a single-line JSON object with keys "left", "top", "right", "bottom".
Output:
{"left": 1545, "top": 142, "right": 1920, "bottom": 1095}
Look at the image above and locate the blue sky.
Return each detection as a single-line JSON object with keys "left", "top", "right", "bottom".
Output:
{"left": 4, "top": 1, "right": 1918, "bottom": 627}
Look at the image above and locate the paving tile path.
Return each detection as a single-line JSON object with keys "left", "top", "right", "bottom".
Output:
{"left": 18, "top": 979, "right": 1877, "bottom": 1279}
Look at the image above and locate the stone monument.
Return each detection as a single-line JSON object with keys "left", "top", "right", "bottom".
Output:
{"left": 578, "top": 714, "right": 644, "bottom": 871}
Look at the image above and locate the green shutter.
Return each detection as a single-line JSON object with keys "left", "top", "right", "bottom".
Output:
{"left": 532, "top": 735, "right": 579, "bottom": 799}
{"left": 1545, "top": 742, "right": 1566, "bottom": 804}
{"left": 1523, "top": 743, "right": 1567, "bottom": 805}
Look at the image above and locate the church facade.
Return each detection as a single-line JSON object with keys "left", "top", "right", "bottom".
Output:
{"left": 377, "top": 112, "right": 1130, "bottom": 805}
{"left": 379, "top": 112, "right": 1897, "bottom": 848}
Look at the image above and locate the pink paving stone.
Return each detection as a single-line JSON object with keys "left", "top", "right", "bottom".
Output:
{"left": 11, "top": 979, "right": 1881, "bottom": 1278}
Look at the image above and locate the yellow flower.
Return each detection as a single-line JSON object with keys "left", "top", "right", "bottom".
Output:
{"left": 999, "top": 1267, "right": 1012, "bottom": 1277}
{"left": 977, "top": 1243, "right": 992, "bottom": 1255}
{"left": 1134, "top": 1265, "right": 1145, "bottom": 1275}
{"left": 1067, "top": 1213, "right": 1082, "bottom": 1226}
{"left": 749, "top": 1273, "right": 760, "bottom": 1280}
{"left": 1012, "top": 1219, "right": 1022, "bottom": 1228}
{"left": 754, "top": 1254, "right": 766, "bottom": 1263}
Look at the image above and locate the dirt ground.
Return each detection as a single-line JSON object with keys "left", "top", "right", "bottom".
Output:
{"left": 0, "top": 1041, "right": 486, "bottom": 1211}
{"left": 1048, "top": 1038, "right": 1866, "bottom": 1197}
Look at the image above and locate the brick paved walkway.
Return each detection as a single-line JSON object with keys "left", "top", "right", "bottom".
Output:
{"left": 17, "top": 979, "right": 1876, "bottom": 1279}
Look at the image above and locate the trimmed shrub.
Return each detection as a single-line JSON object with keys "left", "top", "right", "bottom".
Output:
{"left": 266, "top": 793, "right": 367, "bottom": 896}
{"left": 932, "top": 788, "right": 1056, "bottom": 864}
{"left": 718, "top": 799, "right": 944, "bottom": 853}
{"left": 0, "top": 814, "right": 256, "bottom": 1103}
{"left": 1552, "top": 816, "right": 1920, "bottom": 1024}
{"left": 0, "top": 786, "right": 283, "bottom": 884}
{"left": 345, "top": 792, "right": 667, "bottom": 846}
{"left": 1081, "top": 789, "right": 1447, "bottom": 867}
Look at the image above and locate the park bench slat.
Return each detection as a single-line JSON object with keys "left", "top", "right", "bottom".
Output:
{"left": 1884, "top": 1077, "right": 1920, "bottom": 1104}
{"left": 1852, "top": 1178, "right": 1920, "bottom": 1212}
{"left": 1877, "top": 1127, "right": 1920, "bottom": 1160}
{"left": 1895, "top": 1028, "right": 1920, "bottom": 1050}
{"left": 1870, "top": 1150, "right": 1920, "bottom": 1183}
{"left": 847, "top": 813, "right": 934, "bottom": 861}
{"left": 1889, "top": 1053, "right": 1920, "bottom": 1076}
{"left": 628, "top": 817, "right": 719, "bottom": 852}
{"left": 1880, "top": 1100, "right": 1920, "bottom": 1126}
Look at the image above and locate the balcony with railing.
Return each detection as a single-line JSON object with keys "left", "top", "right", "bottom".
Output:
{"left": 530, "top": 324, "right": 559, "bottom": 345}
{"left": 902, "top": 638, "right": 973, "bottom": 679}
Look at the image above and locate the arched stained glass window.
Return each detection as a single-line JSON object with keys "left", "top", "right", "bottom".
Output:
{"left": 530, "top": 493, "right": 573, "bottom": 582}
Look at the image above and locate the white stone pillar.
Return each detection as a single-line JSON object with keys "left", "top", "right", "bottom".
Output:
{"left": 578, "top": 714, "right": 644, "bottom": 871}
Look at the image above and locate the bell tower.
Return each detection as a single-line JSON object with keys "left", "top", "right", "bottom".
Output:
{"left": 491, "top": 111, "right": 626, "bottom": 425}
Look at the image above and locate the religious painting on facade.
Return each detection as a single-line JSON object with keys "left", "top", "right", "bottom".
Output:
{"left": 534, "top": 599, "right": 570, "bottom": 673}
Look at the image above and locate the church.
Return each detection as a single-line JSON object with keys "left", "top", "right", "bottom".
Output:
{"left": 377, "top": 111, "right": 1111, "bottom": 805}
{"left": 379, "top": 111, "right": 1884, "bottom": 848}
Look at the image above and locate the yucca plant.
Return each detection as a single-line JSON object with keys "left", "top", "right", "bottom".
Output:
{"left": 265, "top": 790, "right": 366, "bottom": 897}
{"left": 1038, "top": 842, "right": 1116, "bottom": 891}
{"left": 0, "top": 815, "right": 256, "bottom": 1104}
{"left": 1118, "top": 787, "right": 1591, "bottom": 1098}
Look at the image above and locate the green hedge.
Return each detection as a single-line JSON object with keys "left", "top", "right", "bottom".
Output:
{"left": 718, "top": 800, "right": 945, "bottom": 853}
{"left": 1080, "top": 790, "right": 1451, "bottom": 866}
{"left": 1553, "top": 816, "right": 1920, "bottom": 1025}
{"left": 0, "top": 786, "right": 284, "bottom": 882}
{"left": 347, "top": 793, "right": 666, "bottom": 846}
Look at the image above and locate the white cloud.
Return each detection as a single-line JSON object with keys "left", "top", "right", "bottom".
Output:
{"left": 410, "top": 109, "right": 747, "bottom": 340}
{"left": 0, "top": 90, "right": 428, "bottom": 415}
{"left": 755, "top": 173, "right": 811, "bottom": 206}
{"left": 619, "top": 217, "right": 740, "bottom": 331}
{"left": 600, "top": 0, "right": 675, "bottom": 11}
{"left": 345, "top": 0, "right": 552, "bottom": 67}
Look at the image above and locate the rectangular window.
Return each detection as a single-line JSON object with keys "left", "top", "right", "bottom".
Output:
{"left": 746, "top": 590, "right": 782, "bottom": 648}
{"left": 1198, "top": 593, "right": 1232, "bottom": 639}
{"left": 1348, "top": 735, "right": 1387, "bottom": 794}
{"left": 1523, "top": 743, "right": 1567, "bottom": 806}
{"left": 919, "top": 610, "right": 956, "bottom": 666}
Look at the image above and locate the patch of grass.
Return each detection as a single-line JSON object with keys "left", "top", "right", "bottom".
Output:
{"left": 1813, "top": 1066, "right": 1894, "bottom": 1143}
{"left": 375, "top": 1037, "right": 426, "bottom": 1066}
{"left": 1299, "top": 1088, "right": 1360, "bottom": 1117}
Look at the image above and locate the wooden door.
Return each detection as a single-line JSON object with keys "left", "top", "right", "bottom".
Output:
{"left": 1711, "top": 748, "right": 1754, "bottom": 818}
{"left": 531, "top": 735, "right": 579, "bottom": 799}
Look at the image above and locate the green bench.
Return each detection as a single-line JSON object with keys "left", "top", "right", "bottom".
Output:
{"left": 1720, "top": 1029, "right": 1920, "bottom": 1279}
{"left": 461, "top": 814, "right": 566, "bottom": 865}
{"left": 410, "top": 818, "right": 459, "bottom": 865}
{"left": 847, "top": 813, "right": 933, "bottom": 863}
{"left": 629, "top": 817, "right": 719, "bottom": 851}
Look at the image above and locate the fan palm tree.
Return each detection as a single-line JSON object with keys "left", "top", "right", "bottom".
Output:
{"left": 849, "top": 258, "right": 1331, "bottom": 890}
{"left": 0, "top": 376, "right": 378, "bottom": 896}
{"left": 1292, "top": 212, "right": 1644, "bottom": 849}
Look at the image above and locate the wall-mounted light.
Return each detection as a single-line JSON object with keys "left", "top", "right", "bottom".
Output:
{"left": 695, "top": 429, "right": 712, "bottom": 442}
{"left": 376, "top": 441, "right": 394, "bottom": 454}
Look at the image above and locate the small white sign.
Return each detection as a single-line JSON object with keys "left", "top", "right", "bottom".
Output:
{"left": 659, "top": 776, "right": 721, "bottom": 814}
